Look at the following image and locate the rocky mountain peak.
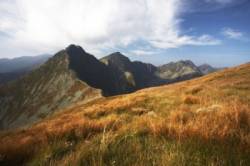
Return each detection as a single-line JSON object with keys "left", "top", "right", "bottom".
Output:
{"left": 101, "top": 52, "right": 131, "bottom": 65}
{"left": 156, "top": 60, "right": 202, "bottom": 81}
{"left": 66, "top": 44, "right": 85, "bottom": 53}
{"left": 176, "top": 60, "right": 197, "bottom": 68}
{"left": 0, "top": 47, "right": 102, "bottom": 129}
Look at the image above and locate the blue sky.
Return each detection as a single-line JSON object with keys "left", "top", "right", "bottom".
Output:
{"left": 0, "top": 0, "right": 249, "bottom": 67}
{"left": 124, "top": 0, "right": 250, "bottom": 67}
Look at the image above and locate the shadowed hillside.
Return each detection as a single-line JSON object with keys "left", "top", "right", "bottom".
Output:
{"left": 0, "top": 63, "right": 249, "bottom": 166}
{"left": 100, "top": 52, "right": 161, "bottom": 90}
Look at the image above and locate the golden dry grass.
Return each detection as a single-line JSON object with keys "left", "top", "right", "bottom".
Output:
{"left": 0, "top": 63, "right": 250, "bottom": 165}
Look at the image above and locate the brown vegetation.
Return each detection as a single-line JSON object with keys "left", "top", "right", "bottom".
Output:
{"left": 0, "top": 63, "right": 250, "bottom": 165}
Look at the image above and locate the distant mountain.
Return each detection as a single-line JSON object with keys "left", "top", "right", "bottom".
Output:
{"left": 0, "top": 54, "right": 52, "bottom": 84}
{"left": 156, "top": 60, "right": 202, "bottom": 81}
{"left": 0, "top": 45, "right": 206, "bottom": 130}
{"left": 198, "top": 64, "right": 218, "bottom": 74}
{"left": 0, "top": 54, "right": 51, "bottom": 73}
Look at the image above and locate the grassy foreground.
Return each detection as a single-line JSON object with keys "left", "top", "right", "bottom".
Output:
{"left": 0, "top": 63, "right": 250, "bottom": 165}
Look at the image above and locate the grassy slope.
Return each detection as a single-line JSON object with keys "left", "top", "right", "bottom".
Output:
{"left": 0, "top": 63, "right": 250, "bottom": 165}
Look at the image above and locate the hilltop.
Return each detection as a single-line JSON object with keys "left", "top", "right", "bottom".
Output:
{"left": 0, "top": 62, "right": 249, "bottom": 165}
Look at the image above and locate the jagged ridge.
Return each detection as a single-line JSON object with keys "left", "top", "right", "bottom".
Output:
{"left": 0, "top": 44, "right": 204, "bottom": 130}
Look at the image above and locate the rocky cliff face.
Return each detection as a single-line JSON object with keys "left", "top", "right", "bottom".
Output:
{"left": 0, "top": 46, "right": 102, "bottom": 129}
{"left": 100, "top": 52, "right": 159, "bottom": 91}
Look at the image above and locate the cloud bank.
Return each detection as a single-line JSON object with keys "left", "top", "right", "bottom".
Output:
{"left": 0, "top": 0, "right": 221, "bottom": 57}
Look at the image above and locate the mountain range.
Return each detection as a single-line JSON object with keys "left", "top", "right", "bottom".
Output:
{"left": 0, "top": 47, "right": 219, "bottom": 85}
{"left": 0, "top": 44, "right": 218, "bottom": 130}
{"left": 0, "top": 53, "right": 249, "bottom": 165}
{"left": 0, "top": 54, "right": 51, "bottom": 84}
{"left": 0, "top": 54, "right": 52, "bottom": 73}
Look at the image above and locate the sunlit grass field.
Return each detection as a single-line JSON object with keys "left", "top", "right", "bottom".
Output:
{"left": 0, "top": 63, "right": 250, "bottom": 166}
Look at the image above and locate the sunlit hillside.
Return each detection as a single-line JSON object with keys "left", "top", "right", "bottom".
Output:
{"left": 0, "top": 63, "right": 250, "bottom": 166}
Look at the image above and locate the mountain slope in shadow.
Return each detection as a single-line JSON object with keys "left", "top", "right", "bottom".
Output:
{"left": 0, "top": 44, "right": 204, "bottom": 130}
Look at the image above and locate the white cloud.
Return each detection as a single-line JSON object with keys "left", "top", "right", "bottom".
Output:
{"left": 186, "top": 35, "right": 222, "bottom": 46}
{"left": 222, "top": 28, "right": 243, "bottom": 39}
{"left": 150, "top": 34, "right": 221, "bottom": 49}
{"left": 0, "top": 0, "right": 220, "bottom": 58}
{"left": 130, "top": 49, "right": 158, "bottom": 56}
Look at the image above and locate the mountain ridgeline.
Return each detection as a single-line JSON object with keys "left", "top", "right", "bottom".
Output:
{"left": 0, "top": 45, "right": 207, "bottom": 130}
{"left": 0, "top": 54, "right": 51, "bottom": 84}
